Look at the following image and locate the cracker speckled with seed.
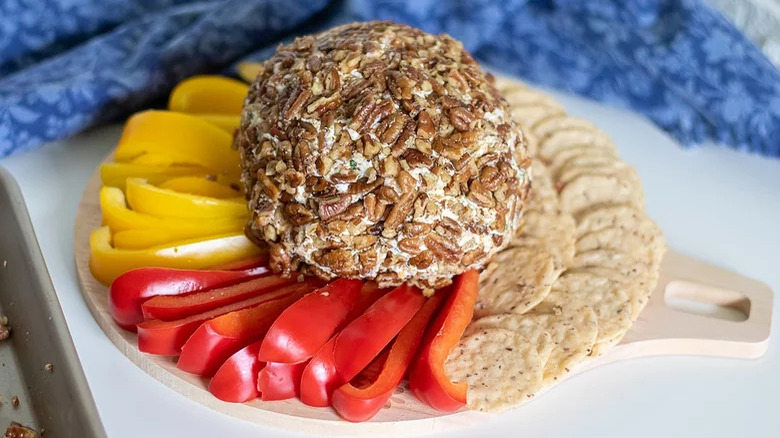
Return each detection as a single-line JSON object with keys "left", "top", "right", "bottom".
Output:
{"left": 547, "top": 145, "right": 619, "bottom": 175}
{"left": 538, "top": 129, "right": 615, "bottom": 162}
{"left": 511, "top": 105, "right": 567, "bottom": 131}
{"left": 540, "top": 269, "right": 633, "bottom": 349}
{"left": 445, "top": 328, "right": 549, "bottom": 412}
{"left": 524, "top": 160, "right": 559, "bottom": 214}
{"left": 559, "top": 173, "right": 644, "bottom": 216}
{"left": 514, "top": 210, "right": 576, "bottom": 269}
{"left": 476, "top": 245, "right": 560, "bottom": 318}
{"left": 532, "top": 115, "right": 601, "bottom": 140}
{"left": 467, "top": 306, "right": 598, "bottom": 385}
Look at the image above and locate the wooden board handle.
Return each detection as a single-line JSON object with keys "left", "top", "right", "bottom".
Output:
{"left": 607, "top": 251, "right": 772, "bottom": 363}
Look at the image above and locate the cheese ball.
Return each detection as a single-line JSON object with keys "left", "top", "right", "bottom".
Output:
{"left": 235, "top": 21, "right": 531, "bottom": 290}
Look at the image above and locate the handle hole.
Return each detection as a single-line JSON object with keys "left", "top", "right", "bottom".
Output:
{"left": 664, "top": 280, "right": 750, "bottom": 322}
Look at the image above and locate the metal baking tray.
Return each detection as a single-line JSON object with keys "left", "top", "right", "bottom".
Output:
{"left": 0, "top": 166, "right": 106, "bottom": 437}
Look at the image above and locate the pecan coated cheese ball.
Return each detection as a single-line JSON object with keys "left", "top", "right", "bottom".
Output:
{"left": 235, "top": 21, "right": 531, "bottom": 290}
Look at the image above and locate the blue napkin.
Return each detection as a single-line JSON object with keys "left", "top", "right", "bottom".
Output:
{"left": 1, "top": 0, "right": 778, "bottom": 158}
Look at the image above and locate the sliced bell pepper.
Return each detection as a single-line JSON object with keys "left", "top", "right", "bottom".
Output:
{"left": 237, "top": 62, "right": 264, "bottom": 83}
{"left": 89, "top": 226, "right": 261, "bottom": 286}
{"left": 332, "top": 293, "right": 445, "bottom": 422}
{"left": 100, "top": 186, "right": 245, "bottom": 234}
{"left": 209, "top": 340, "right": 264, "bottom": 403}
{"left": 299, "top": 337, "right": 338, "bottom": 408}
{"left": 114, "top": 110, "right": 239, "bottom": 173}
{"left": 257, "top": 361, "right": 308, "bottom": 401}
{"left": 195, "top": 114, "right": 241, "bottom": 133}
{"left": 109, "top": 258, "right": 268, "bottom": 331}
{"left": 300, "top": 284, "right": 426, "bottom": 407}
{"left": 141, "top": 274, "right": 292, "bottom": 321}
{"left": 168, "top": 75, "right": 248, "bottom": 115}
{"left": 258, "top": 279, "right": 364, "bottom": 364}
{"left": 159, "top": 177, "right": 241, "bottom": 199}
{"left": 177, "top": 284, "right": 312, "bottom": 376}
{"left": 100, "top": 163, "right": 208, "bottom": 190}
{"left": 112, "top": 229, "right": 230, "bottom": 250}
{"left": 136, "top": 283, "right": 303, "bottom": 355}
{"left": 125, "top": 178, "right": 247, "bottom": 219}
{"left": 409, "top": 270, "right": 479, "bottom": 412}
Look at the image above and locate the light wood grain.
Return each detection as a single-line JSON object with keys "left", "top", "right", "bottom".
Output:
{"left": 74, "top": 164, "right": 772, "bottom": 435}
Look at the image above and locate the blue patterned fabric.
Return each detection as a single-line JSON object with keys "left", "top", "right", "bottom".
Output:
{"left": 1, "top": 0, "right": 778, "bottom": 158}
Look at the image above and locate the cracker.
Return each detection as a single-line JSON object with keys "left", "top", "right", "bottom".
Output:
{"left": 513, "top": 210, "right": 576, "bottom": 269}
{"left": 574, "top": 204, "right": 661, "bottom": 243}
{"left": 558, "top": 173, "right": 644, "bottom": 216}
{"left": 547, "top": 145, "right": 619, "bottom": 175}
{"left": 467, "top": 306, "right": 599, "bottom": 385}
{"left": 576, "top": 226, "right": 663, "bottom": 269}
{"left": 511, "top": 105, "right": 567, "bottom": 131}
{"left": 553, "top": 153, "right": 628, "bottom": 181}
{"left": 476, "top": 245, "right": 560, "bottom": 317}
{"left": 525, "top": 160, "right": 559, "bottom": 214}
{"left": 445, "top": 328, "right": 549, "bottom": 412}
{"left": 538, "top": 129, "right": 615, "bottom": 162}
{"left": 502, "top": 87, "right": 565, "bottom": 111}
{"left": 532, "top": 115, "right": 600, "bottom": 139}
{"left": 540, "top": 269, "right": 633, "bottom": 349}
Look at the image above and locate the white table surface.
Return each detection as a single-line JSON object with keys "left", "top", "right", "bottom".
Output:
{"left": 1, "top": 87, "right": 779, "bottom": 438}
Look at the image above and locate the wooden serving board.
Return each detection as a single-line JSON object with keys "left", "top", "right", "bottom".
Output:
{"left": 73, "top": 167, "right": 773, "bottom": 436}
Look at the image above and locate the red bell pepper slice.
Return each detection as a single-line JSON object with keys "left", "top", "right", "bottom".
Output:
{"left": 208, "top": 340, "right": 264, "bottom": 403}
{"left": 136, "top": 282, "right": 305, "bottom": 355}
{"left": 177, "top": 284, "right": 312, "bottom": 376}
{"left": 300, "top": 284, "right": 426, "bottom": 407}
{"left": 142, "top": 274, "right": 295, "bottom": 321}
{"left": 332, "top": 292, "right": 446, "bottom": 422}
{"left": 109, "top": 257, "right": 268, "bottom": 331}
{"left": 257, "top": 278, "right": 364, "bottom": 364}
{"left": 409, "top": 270, "right": 479, "bottom": 412}
{"left": 257, "top": 361, "right": 308, "bottom": 401}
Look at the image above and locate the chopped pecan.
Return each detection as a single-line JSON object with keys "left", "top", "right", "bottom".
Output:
{"left": 424, "top": 232, "right": 461, "bottom": 263}
{"left": 284, "top": 203, "right": 314, "bottom": 225}
{"left": 409, "top": 251, "right": 434, "bottom": 269}
{"left": 449, "top": 107, "right": 476, "bottom": 131}
{"left": 379, "top": 113, "right": 406, "bottom": 144}
{"left": 398, "top": 237, "right": 424, "bottom": 255}
{"left": 318, "top": 195, "right": 352, "bottom": 221}
{"left": 416, "top": 111, "right": 435, "bottom": 139}
{"left": 402, "top": 148, "right": 433, "bottom": 168}
{"left": 283, "top": 88, "right": 311, "bottom": 120}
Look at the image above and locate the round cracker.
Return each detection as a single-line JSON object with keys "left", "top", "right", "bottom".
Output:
{"left": 445, "top": 328, "right": 550, "bottom": 412}
{"left": 502, "top": 88, "right": 565, "bottom": 111}
{"left": 477, "top": 245, "right": 560, "bottom": 318}
{"left": 525, "top": 160, "right": 559, "bottom": 214}
{"left": 553, "top": 153, "right": 628, "bottom": 181}
{"left": 540, "top": 269, "right": 633, "bottom": 349}
{"left": 538, "top": 129, "right": 615, "bottom": 162}
{"left": 513, "top": 210, "right": 576, "bottom": 269}
{"left": 547, "top": 145, "right": 619, "bottom": 175}
{"left": 532, "top": 115, "right": 600, "bottom": 139}
{"left": 511, "top": 105, "right": 567, "bottom": 131}
{"left": 558, "top": 173, "right": 644, "bottom": 216}
{"left": 467, "top": 306, "right": 599, "bottom": 385}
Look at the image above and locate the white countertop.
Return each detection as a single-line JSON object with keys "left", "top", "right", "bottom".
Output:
{"left": 2, "top": 87, "right": 779, "bottom": 438}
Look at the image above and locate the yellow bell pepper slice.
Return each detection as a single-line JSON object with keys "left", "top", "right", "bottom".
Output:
{"left": 114, "top": 110, "right": 239, "bottom": 173}
{"left": 125, "top": 178, "right": 247, "bottom": 219}
{"left": 89, "top": 226, "right": 262, "bottom": 285}
{"left": 168, "top": 75, "right": 248, "bottom": 115}
{"left": 159, "top": 177, "right": 241, "bottom": 199}
{"left": 100, "top": 186, "right": 245, "bottom": 234}
{"left": 237, "top": 62, "right": 264, "bottom": 83}
{"left": 100, "top": 163, "right": 210, "bottom": 189}
{"left": 112, "top": 229, "right": 231, "bottom": 250}
{"left": 195, "top": 114, "right": 241, "bottom": 133}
